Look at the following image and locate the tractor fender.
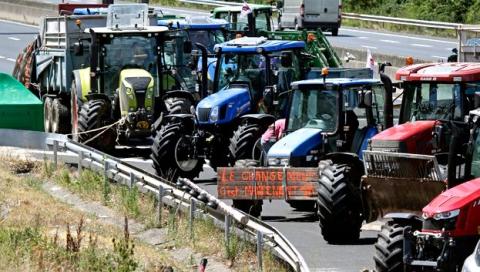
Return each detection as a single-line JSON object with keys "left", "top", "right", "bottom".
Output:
{"left": 239, "top": 114, "right": 275, "bottom": 129}
{"left": 322, "top": 152, "right": 364, "bottom": 177}
{"left": 163, "top": 90, "right": 196, "bottom": 105}
{"left": 384, "top": 213, "right": 423, "bottom": 228}
{"left": 163, "top": 113, "right": 195, "bottom": 131}
{"left": 72, "top": 68, "right": 91, "bottom": 102}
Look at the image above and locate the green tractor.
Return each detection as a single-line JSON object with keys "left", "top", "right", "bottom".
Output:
{"left": 71, "top": 4, "right": 183, "bottom": 151}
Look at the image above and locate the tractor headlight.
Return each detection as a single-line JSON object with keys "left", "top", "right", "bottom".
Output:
{"left": 431, "top": 209, "right": 460, "bottom": 220}
{"left": 268, "top": 158, "right": 280, "bottom": 166}
{"left": 209, "top": 106, "right": 219, "bottom": 122}
{"left": 126, "top": 87, "right": 134, "bottom": 99}
{"left": 280, "top": 158, "right": 289, "bottom": 166}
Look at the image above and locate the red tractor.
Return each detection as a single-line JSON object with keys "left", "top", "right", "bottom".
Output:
{"left": 373, "top": 109, "right": 480, "bottom": 272}
{"left": 317, "top": 62, "right": 480, "bottom": 243}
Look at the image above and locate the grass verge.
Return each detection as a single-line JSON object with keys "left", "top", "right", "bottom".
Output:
{"left": 46, "top": 161, "right": 289, "bottom": 271}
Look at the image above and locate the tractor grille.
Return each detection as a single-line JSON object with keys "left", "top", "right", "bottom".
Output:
{"left": 135, "top": 90, "right": 146, "bottom": 108}
{"left": 197, "top": 107, "right": 210, "bottom": 122}
{"left": 363, "top": 150, "right": 445, "bottom": 181}
{"left": 125, "top": 77, "right": 151, "bottom": 109}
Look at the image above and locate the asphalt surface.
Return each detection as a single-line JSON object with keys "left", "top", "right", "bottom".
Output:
{"left": 0, "top": 6, "right": 457, "bottom": 271}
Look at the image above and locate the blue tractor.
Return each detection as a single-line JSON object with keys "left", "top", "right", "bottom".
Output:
{"left": 216, "top": 73, "right": 395, "bottom": 244}
{"left": 157, "top": 16, "right": 230, "bottom": 114}
{"left": 150, "top": 37, "right": 311, "bottom": 180}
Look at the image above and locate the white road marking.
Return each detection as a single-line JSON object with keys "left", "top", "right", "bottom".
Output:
{"left": 432, "top": 55, "right": 447, "bottom": 59}
{"left": 6, "top": 58, "right": 16, "bottom": 62}
{"left": 357, "top": 36, "right": 368, "bottom": 39}
{"left": 0, "top": 19, "right": 37, "bottom": 28}
{"left": 361, "top": 45, "right": 377, "bottom": 49}
{"left": 411, "top": 43, "right": 432, "bottom": 48}
{"left": 380, "top": 39, "right": 400, "bottom": 44}
{"left": 0, "top": 56, "right": 5, "bottom": 59}
{"left": 8, "top": 37, "right": 20, "bottom": 41}
{"left": 341, "top": 27, "right": 457, "bottom": 44}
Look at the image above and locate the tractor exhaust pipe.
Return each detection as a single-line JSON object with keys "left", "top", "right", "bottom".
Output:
{"left": 195, "top": 43, "right": 209, "bottom": 99}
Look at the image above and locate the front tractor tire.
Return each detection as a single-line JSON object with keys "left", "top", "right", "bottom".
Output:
{"left": 231, "top": 159, "right": 263, "bottom": 217}
{"left": 229, "top": 123, "right": 264, "bottom": 162}
{"left": 77, "top": 99, "right": 117, "bottom": 152}
{"left": 165, "top": 97, "right": 192, "bottom": 114}
{"left": 151, "top": 122, "right": 204, "bottom": 181}
{"left": 373, "top": 222, "right": 406, "bottom": 272}
{"left": 316, "top": 161, "right": 364, "bottom": 244}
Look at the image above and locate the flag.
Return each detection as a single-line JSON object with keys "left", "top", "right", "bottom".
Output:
{"left": 366, "top": 49, "right": 375, "bottom": 71}
{"left": 240, "top": 1, "right": 252, "bottom": 17}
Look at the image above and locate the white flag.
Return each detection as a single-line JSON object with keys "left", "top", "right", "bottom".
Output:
{"left": 366, "top": 49, "right": 375, "bottom": 71}
{"left": 240, "top": 1, "right": 252, "bottom": 17}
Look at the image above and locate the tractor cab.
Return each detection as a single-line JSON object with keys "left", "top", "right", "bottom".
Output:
{"left": 196, "top": 37, "right": 306, "bottom": 125}
{"left": 267, "top": 78, "right": 391, "bottom": 168}
{"left": 211, "top": 5, "right": 273, "bottom": 37}
{"left": 72, "top": 4, "right": 175, "bottom": 150}
{"left": 157, "top": 16, "right": 229, "bottom": 97}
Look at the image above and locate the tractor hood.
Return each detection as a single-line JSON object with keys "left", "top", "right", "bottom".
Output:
{"left": 268, "top": 128, "right": 322, "bottom": 159}
{"left": 422, "top": 178, "right": 480, "bottom": 215}
{"left": 196, "top": 87, "right": 251, "bottom": 125}
{"left": 369, "top": 121, "right": 436, "bottom": 154}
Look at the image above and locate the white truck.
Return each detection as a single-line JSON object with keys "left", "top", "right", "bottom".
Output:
{"left": 277, "top": 0, "right": 341, "bottom": 36}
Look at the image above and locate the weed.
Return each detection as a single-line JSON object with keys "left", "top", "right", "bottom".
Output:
{"left": 120, "top": 186, "right": 140, "bottom": 218}
{"left": 111, "top": 217, "right": 138, "bottom": 272}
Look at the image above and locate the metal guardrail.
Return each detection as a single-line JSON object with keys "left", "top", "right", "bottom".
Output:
{"left": 22, "top": 133, "right": 309, "bottom": 272}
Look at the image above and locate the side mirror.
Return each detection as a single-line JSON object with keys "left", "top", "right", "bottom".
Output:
{"left": 73, "top": 41, "right": 84, "bottom": 56}
{"left": 183, "top": 41, "right": 192, "bottom": 54}
{"left": 475, "top": 92, "right": 480, "bottom": 109}
{"left": 276, "top": 0, "right": 284, "bottom": 9}
{"left": 364, "top": 91, "right": 373, "bottom": 107}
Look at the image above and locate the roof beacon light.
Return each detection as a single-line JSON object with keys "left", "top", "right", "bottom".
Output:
{"left": 307, "top": 33, "right": 316, "bottom": 42}
{"left": 107, "top": 4, "right": 149, "bottom": 30}
{"left": 322, "top": 67, "right": 329, "bottom": 83}
{"left": 406, "top": 56, "right": 414, "bottom": 66}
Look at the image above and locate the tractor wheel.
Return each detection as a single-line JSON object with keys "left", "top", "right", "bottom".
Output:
{"left": 151, "top": 122, "right": 204, "bottom": 181}
{"left": 165, "top": 97, "right": 192, "bottom": 114}
{"left": 70, "top": 80, "right": 83, "bottom": 141}
{"left": 373, "top": 221, "right": 405, "bottom": 272}
{"left": 228, "top": 123, "right": 264, "bottom": 162}
{"left": 231, "top": 159, "right": 263, "bottom": 217}
{"left": 332, "top": 28, "right": 339, "bottom": 36}
{"left": 287, "top": 200, "right": 316, "bottom": 211}
{"left": 77, "top": 99, "right": 116, "bottom": 152}
{"left": 51, "top": 98, "right": 70, "bottom": 134}
{"left": 316, "top": 160, "right": 363, "bottom": 244}
{"left": 44, "top": 97, "right": 53, "bottom": 133}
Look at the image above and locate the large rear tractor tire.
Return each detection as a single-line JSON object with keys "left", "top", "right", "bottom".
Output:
{"left": 77, "top": 99, "right": 117, "bottom": 152}
{"left": 70, "top": 80, "right": 84, "bottom": 142}
{"left": 373, "top": 222, "right": 406, "bottom": 272}
{"left": 51, "top": 98, "right": 70, "bottom": 134}
{"left": 44, "top": 97, "right": 53, "bottom": 133}
{"left": 151, "top": 122, "right": 204, "bottom": 181}
{"left": 165, "top": 97, "right": 192, "bottom": 115}
{"left": 316, "top": 160, "right": 363, "bottom": 244}
{"left": 231, "top": 159, "right": 263, "bottom": 217}
{"left": 228, "top": 123, "right": 264, "bottom": 162}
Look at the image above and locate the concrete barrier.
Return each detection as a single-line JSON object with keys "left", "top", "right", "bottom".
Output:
{"left": 0, "top": 0, "right": 56, "bottom": 25}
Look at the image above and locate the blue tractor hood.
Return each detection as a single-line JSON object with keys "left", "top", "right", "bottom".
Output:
{"left": 268, "top": 128, "right": 322, "bottom": 159}
{"left": 196, "top": 87, "right": 251, "bottom": 125}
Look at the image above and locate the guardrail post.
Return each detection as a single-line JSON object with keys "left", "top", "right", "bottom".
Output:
{"left": 53, "top": 140, "right": 58, "bottom": 168}
{"left": 157, "top": 185, "right": 164, "bottom": 227}
{"left": 78, "top": 152, "right": 83, "bottom": 175}
{"left": 189, "top": 198, "right": 195, "bottom": 239}
{"left": 256, "top": 231, "right": 263, "bottom": 272}
{"left": 129, "top": 172, "right": 135, "bottom": 189}
{"left": 224, "top": 214, "right": 230, "bottom": 250}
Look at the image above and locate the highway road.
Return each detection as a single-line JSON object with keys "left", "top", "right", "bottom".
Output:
{"left": 0, "top": 5, "right": 458, "bottom": 271}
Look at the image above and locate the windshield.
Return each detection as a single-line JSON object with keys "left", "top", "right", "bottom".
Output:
{"left": 287, "top": 88, "right": 338, "bottom": 132}
{"left": 217, "top": 53, "right": 267, "bottom": 92}
{"left": 216, "top": 11, "right": 270, "bottom": 33}
{"left": 102, "top": 35, "right": 158, "bottom": 94}
{"left": 189, "top": 29, "right": 226, "bottom": 53}
{"left": 402, "top": 83, "right": 463, "bottom": 121}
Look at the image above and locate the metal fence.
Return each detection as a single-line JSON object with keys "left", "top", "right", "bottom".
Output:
{"left": 5, "top": 130, "right": 310, "bottom": 272}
